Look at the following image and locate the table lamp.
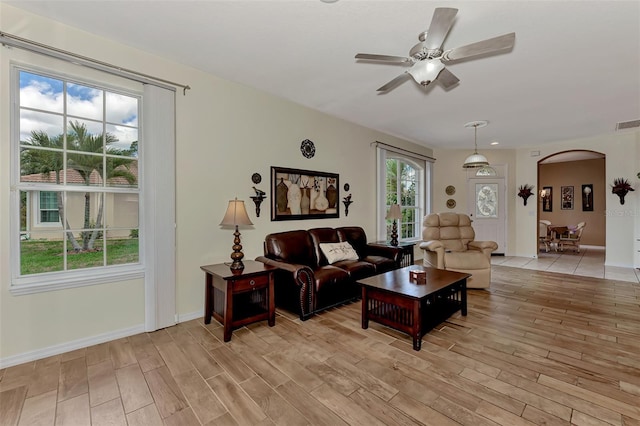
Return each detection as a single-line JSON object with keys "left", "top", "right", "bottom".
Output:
{"left": 386, "top": 204, "right": 402, "bottom": 246}
{"left": 219, "top": 198, "right": 253, "bottom": 271}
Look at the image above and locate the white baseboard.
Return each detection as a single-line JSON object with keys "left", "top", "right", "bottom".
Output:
{"left": 1, "top": 310, "right": 205, "bottom": 369}
{"left": 176, "top": 310, "right": 203, "bottom": 323}
{"left": 0, "top": 324, "right": 144, "bottom": 369}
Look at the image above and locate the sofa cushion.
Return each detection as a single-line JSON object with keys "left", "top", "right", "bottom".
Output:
{"left": 313, "top": 265, "right": 350, "bottom": 292}
{"left": 362, "top": 255, "right": 396, "bottom": 273}
{"left": 319, "top": 242, "right": 359, "bottom": 264}
{"left": 264, "top": 230, "right": 318, "bottom": 267}
{"left": 309, "top": 227, "right": 341, "bottom": 265}
{"left": 332, "top": 259, "right": 375, "bottom": 280}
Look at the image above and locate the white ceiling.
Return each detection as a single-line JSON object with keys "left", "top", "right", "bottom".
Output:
{"left": 8, "top": 1, "right": 640, "bottom": 151}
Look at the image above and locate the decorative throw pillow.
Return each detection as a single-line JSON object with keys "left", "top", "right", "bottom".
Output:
{"left": 319, "top": 242, "right": 359, "bottom": 264}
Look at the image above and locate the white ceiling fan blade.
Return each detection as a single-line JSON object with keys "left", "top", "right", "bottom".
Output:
{"left": 442, "top": 32, "right": 516, "bottom": 62}
{"left": 437, "top": 67, "right": 460, "bottom": 89}
{"left": 376, "top": 73, "right": 411, "bottom": 92}
{"left": 355, "top": 53, "right": 412, "bottom": 63}
{"left": 423, "top": 7, "right": 458, "bottom": 50}
{"left": 407, "top": 60, "right": 445, "bottom": 87}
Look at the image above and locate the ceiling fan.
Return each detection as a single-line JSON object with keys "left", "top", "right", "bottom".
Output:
{"left": 355, "top": 7, "right": 515, "bottom": 93}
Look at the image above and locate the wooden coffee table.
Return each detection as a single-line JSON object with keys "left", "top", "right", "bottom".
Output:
{"left": 358, "top": 266, "right": 470, "bottom": 350}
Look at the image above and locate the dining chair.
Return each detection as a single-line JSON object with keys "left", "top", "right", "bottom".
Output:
{"left": 538, "top": 220, "right": 552, "bottom": 252}
{"left": 558, "top": 222, "right": 586, "bottom": 253}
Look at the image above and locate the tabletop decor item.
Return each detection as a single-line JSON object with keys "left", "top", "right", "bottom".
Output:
{"left": 219, "top": 198, "right": 253, "bottom": 271}
{"left": 385, "top": 204, "right": 402, "bottom": 246}
{"left": 409, "top": 269, "right": 427, "bottom": 284}
{"left": 517, "top": 184, "right": 534, "bottom": 206}
{"left": 611, "top": 178, "right": 634, "bottom": 205}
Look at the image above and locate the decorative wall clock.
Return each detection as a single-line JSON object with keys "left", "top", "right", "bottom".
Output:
{"left": 300, "top": 139, "right": 316, "bottom": 158}
{"left": 445, "top": 185, "right": 456, "bottom": 195}
{"left": 446, "top": 199, "right": 456, "bottom": 209}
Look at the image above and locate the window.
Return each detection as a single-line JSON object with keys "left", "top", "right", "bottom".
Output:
{"left": 38, "top": 191, "right": 60, "bottom": 223}
{"left": 14, "top": 68, "right": 141, "bottom": 281}
{"left": 376, "top": 144, "right": 432, "bottom": 242}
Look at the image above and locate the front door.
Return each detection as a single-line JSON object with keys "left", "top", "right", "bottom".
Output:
{"left": 467, "top": 178, "right": 506, "bottom": 254}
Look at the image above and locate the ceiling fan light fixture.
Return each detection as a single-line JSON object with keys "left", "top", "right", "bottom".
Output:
{"left": 463, "top": 120, "right": 490, "bottom": 169}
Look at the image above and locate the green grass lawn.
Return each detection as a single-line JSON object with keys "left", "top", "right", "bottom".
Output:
{"left": 21, "top": 238, "right": 139, "bottom": 275}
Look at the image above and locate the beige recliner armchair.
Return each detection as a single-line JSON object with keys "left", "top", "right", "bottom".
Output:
{"left": 419, "top": 212, "right": 498, "bottom": 289}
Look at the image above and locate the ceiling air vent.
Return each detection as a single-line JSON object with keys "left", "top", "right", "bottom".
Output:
{"left": 615, "top": 119, "right": 640, "bottom": 131}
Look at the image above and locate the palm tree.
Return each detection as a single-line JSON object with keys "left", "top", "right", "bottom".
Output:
{"left": 21, "top": 130, "right": 82, "bottom": 251}
{"left": 21, "top": 121, "right": 137, "bottom": 252}
{"left": 66, "top": 121, "right": 137, "bottom": 251}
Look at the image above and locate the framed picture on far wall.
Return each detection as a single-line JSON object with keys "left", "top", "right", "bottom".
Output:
{"left": 561, "top": 186, "right": 574, "bottom": 210}
{"left": 541, "top": 186, "right": 552, "bottom": 212}
{"left": 582, "top": 184, "right": 593, "bottom": 211}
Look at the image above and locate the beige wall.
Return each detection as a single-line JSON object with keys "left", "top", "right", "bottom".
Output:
{"left": 539, "top": 158, "right": 606, "bottom": 246}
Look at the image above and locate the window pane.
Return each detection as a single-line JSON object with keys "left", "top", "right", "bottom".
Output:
{"left": 106, "top": 124, "right": 138, "bottom": 156}
{"left": 20, "top": 191, "right": 28, "bottom": 232}
{"left": 108, "top": 194, "right": 139, "bottom": 228}
{"left": 106, "top": 159, "right": 138, "bottom": 188}
{"left": 106, "top": 92, "right": 138, "bottom": 126}
{"left": 19, "top": 71, "right": 63, "bottom": 113}
{"left": 67, "top": 153, "right": 104, "bottom": 186}
{"left": 107, "top": 237, "right": 139, "bottom": 266}
{"left": 21, "top": 232, "right": 65, "bottom": 275}
{"left": 20, "top": 148, "right": 64, "bottom": 184}
{"left": 19, "top": 109, "right": 64, "bottom": 143}
{"left": 67, "top": 119, "right": 104, "bottom": 153}
{"left": 66, "top": 192, "right": 104, "bottom": 231}
{"left": 68, "top": 239, "right": 105, "bottom": 270}
{"left": 67, "top": 83, "right": 103, "bottom": 120}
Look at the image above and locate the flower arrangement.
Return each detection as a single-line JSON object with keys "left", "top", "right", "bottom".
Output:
{"left": 611, "top": 178, "right": 634, "bottom": 205}
{"left": 517, "top": 184, "right": 534, "bottom": 206}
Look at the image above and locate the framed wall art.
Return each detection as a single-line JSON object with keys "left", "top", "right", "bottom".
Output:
{"left": 582, "top": 184, "right": 593, "bottom": 211}
{"left": 542, "top": 186, "right": 552, "bottom": 212}
{"left": 271, "top": 166, "right": 339, "bottom": 221}
{"left": 561, "top": 186, "right": 574, "bottom": 210}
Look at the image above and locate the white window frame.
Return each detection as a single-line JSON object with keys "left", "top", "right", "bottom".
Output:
{"left": 10, "top": 64, "right": 145, "bottom": 294}
{"left": 376, "top": 144, "right": 433, "bottom": 242}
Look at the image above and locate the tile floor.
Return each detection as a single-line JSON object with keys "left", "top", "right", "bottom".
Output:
{"left": 491, "top": 245, "right": 640, "bottom": 283}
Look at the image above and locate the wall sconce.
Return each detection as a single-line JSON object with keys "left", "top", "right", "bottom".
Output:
{"left": 342, "top": 194, "right": 353, "bottom": 216}
{"left": 250, "top": 186, "right": 266, "bottom": 217}
{"left": 219, "top": 198, "right": 253, "bottom": 271}
{"left": 385, "top": 204, "right": 402, "bottom": 246}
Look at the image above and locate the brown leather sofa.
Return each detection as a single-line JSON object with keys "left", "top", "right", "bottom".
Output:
{"left": 256, "top": 226, "right": 403, "bottom": 320}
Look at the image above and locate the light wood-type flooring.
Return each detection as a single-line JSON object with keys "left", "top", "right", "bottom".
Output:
{"left": 2, "top": 264, "right": 640, "bottom": 425}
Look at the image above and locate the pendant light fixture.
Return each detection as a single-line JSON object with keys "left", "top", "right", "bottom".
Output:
{"left": 462, "top": 120, "right": 490, "bottom": 169}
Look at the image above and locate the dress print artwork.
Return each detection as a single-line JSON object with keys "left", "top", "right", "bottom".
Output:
{"left": 271, "top": 166, "right": 339, "bottom": 221}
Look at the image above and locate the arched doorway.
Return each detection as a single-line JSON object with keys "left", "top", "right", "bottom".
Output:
{"left": 537, "top": 150, "right": 606, "bottom": 253}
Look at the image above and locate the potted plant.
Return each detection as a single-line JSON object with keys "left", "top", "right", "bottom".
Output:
{"left": 517, "top": 184, "right": 534, "bottom": 206}
{"left": 611, "top": 178, "right": 634, "bottom": 205}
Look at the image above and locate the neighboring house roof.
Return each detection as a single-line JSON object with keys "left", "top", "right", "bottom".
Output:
{"left": 21, "top": 163, "right": 138, "bottom": 187}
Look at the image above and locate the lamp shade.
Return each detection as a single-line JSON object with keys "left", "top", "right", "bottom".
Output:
{"left": 462, "top": 152, "right": 490, "bottom": 169}
{"left": 386, "top": 204, "right": 402, "bottom": 220}
{"left": 219, "top": 198, "right": 253, "bottom": 227}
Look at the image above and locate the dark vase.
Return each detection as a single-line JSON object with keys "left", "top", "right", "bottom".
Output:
{"left": 276, "top": 178, "right": 288, "bottom": 213}
{"left": 326, "top": 184, "right": 337, "bottom": 208}
{"left": 615, "top": 189, "right": 628, "bottom": 205}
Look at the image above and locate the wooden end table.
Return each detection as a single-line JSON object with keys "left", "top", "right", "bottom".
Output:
{"left": 371, "top": 240, "right": 416, "bottom": 267}
{"left": 358, "top": 265, "right": 470, "bottom": 350}
{"left": 201, "top": 260, "right": 275, "bottom": 342}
